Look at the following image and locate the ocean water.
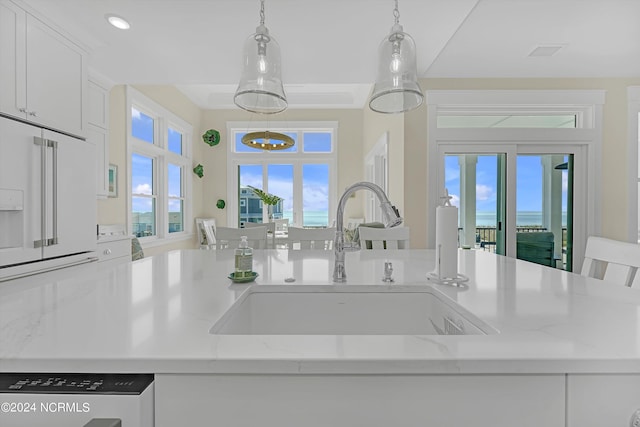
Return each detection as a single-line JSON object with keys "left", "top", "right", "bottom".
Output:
{"left": 283, "top": 211, "right": 329, "bottom": 227}
{"left": 477, "top": 211, "right": 568, "bottom": 227}
{"left": 283, "top": 210, "right": 566, "bottom": 228}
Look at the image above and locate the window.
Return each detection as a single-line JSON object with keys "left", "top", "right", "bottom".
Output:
{"left": 227, "top": 121, "right": 338, "bottom": 228}
{"left": 127, "top": 86, "right": 192, "bottom": 244}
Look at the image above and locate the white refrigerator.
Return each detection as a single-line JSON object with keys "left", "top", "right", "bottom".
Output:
{"left": 0, "top": 115, "right": 97, "bottom": 280}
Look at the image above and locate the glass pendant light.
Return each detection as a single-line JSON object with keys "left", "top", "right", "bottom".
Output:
{"left": 234, "top": 0, "right": 287, "bottom": 114}
{"left": 369, "top": 0, "right": 424, "bottom": 114}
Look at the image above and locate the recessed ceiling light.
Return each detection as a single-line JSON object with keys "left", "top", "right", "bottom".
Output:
{"left": 105, "top": 14, "right": 130, "bottom": 30}
{"left": 528, "top": 45, "right": 565, "bottom": 57}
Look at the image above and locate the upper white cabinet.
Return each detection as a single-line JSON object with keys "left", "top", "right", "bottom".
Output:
{"left": 0, "top": 0, "right": 87, "bottom": 137}
{"left": 88, "top": 73, "right": 111, "bottom": 198}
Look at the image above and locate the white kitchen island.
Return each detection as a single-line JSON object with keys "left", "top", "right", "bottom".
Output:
{"left": 2, "top": 249, "right": 640, "bottom": 426}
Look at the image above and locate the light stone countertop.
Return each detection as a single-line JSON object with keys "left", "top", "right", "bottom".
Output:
{"left": 1, "top": 248, "right": 640, "bottom": 375}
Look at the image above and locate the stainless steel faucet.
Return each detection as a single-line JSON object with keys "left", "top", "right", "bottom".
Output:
{"left": 333, "top": 182, "right": 402, "bottom": 282}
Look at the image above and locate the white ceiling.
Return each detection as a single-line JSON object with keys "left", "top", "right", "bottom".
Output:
{"left": 16, "top": 0, "right": 640, "bottom": 109}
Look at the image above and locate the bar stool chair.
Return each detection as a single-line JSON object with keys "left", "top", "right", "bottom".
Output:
{"left": 287, "top": 227, "right": 336, "bottom": 250}
{"left": 581, "top": 236, "right": 640, "bottom": 287}
{"left": 244, "top": 221, "right": 276, "bottom": 248}
{"left": 215, "top": 226, "right": 268, "bottom": 249}
{"left": 358, "top": 226, "right": 410, "bottom": 249}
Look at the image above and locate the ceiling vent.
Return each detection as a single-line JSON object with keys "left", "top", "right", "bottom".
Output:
{"left": 528, "top": 45, "right": 565, "bottom": 57}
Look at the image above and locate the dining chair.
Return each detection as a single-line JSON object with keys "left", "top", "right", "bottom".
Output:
{"left": 131, "top": 237, "right": 145, "bottom": 261}
{"left": 274, "top": 218, "right": 289, "bottom": 233}
{"left": 244, "top": 221, "right": 276, "bottom": 248}
{"left": 215, "top": 226, "right": 268, "bottom": 249}
{"left": 358, "top": 226, "right": 410, "bottom": 250}
{"left": 273, "top": 219, "right": 290, "bottom": 248}
{"left": 580, "top": 236, "right": 640, "bottom": 287}
{"left": 516, "top": 231, "right": 555, "bottom": 267}
{"left": 287, "top": 227, "right": 336, "bottom": 250}
{"left": 195, "top": 218, "right": 217, "bottom": 249}
{"left": 201, "top": 219, "right": 217, "bottom": 249}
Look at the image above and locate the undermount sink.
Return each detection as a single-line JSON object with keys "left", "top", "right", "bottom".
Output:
{"left": 210, "top": 285, "right": 497, "bottom": 335}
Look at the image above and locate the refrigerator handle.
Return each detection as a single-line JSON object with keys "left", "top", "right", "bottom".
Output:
{"left": 50, "top": 139, "right": 58, "bottom": 245}
{"left": 33, "top": 137, "right": 59, "bottom": 248}
{"left": 33, "top": 137, "right": 46, "bottom": 248}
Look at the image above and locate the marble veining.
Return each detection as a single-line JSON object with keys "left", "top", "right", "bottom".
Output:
{"left": 2, "top": 249, "right": 640, "bottom": 374}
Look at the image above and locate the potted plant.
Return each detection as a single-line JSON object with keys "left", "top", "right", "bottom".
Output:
{"left": 247, "top": 186, "right": 282, "bottom": 221}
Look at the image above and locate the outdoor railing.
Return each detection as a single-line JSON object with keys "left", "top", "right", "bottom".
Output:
{"left": 471, "top": 226, "right": 567, "bottom": 254}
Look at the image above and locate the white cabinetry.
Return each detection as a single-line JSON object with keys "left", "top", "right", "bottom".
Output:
{"left": 156, "top": 374, "right": 566, "bottom": 427}
{"left": 97, "top": 225, "right": 131, "bottom": 266}
{"left": 0, "top": 0, "right": 87, "bottom": 137}
{"left": 88, "top": 73, "right": 111, "bottom": 198}
{"left": 97, "top": 236, "right": 131, "bottom": 266}
{"left": 567, "top": 374, "right": 640, "bottom": 426}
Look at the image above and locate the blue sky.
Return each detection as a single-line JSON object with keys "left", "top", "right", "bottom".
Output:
{"left": 445, "top": 154, "right": 569, "bottom": 214}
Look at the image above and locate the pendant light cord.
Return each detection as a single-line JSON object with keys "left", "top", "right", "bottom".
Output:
{"left": 260, "top": 0, "right": 265, "bottom": 25}
{"left": 393, "top": 0, "right": 400, "bottom": 24}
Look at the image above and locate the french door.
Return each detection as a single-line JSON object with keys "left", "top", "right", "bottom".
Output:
{"left": 235, "top": 160, "right": 333, "bottom": 228}
{"left": 438, "top": 144, "right": 584, "bottom": 271}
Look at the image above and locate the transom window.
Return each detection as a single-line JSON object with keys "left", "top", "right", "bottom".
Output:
{"left": 437, "top": 114, "right": 577, "bottom": 128}
{"left": 227, "top": 121, "right": 338, "bottom": 228}
{"left": 127, "top": 86, "right": 192, "bottom": 245}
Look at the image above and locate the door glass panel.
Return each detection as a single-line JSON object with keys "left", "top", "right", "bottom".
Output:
{"left": 267, "top": 164, "right": 292, "bottom": 222}
{"left": 444, "top": 154, "right": 506, "bottom": 255}
{"left": 238, "top": 164, "right": 263, "bottom": 225}
{"left": 303, "top": 164, "right": 329, "bottom": 228}
{"left": 516, "top": 154, "right": 573, "bottom": 271}
{"left": 237, "top": 162, "right": 331, "bottom": 228}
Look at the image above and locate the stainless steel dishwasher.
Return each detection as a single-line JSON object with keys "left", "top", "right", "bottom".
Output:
{"left": 0, "top": 373, "right": 154, "bottom": 427}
